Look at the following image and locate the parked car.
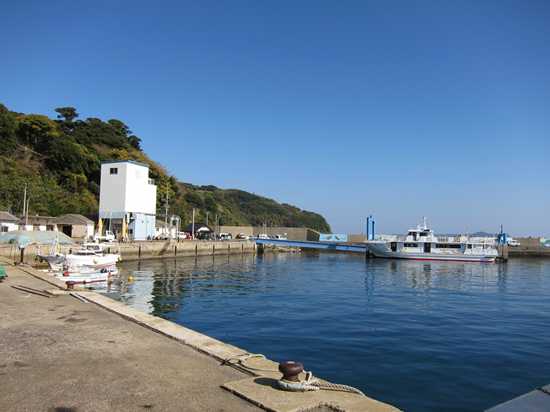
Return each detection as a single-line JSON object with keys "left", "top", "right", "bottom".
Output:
{"left": 219, "top": 232, "right": 232, "bottom": 240}
{"left": 274, "top": 234, "right": 288, "bottom": 240}
{"left": 235, "top": 233, "right": 249, "bottom": 240}
{"left": 258, "top": 233, "right": 269, "bottom": 239}
{"left": 177, "top": 232, "right": 192, "bottom": 240}
{"left": 507, "top": 238, "right": 520, "bottom": 247}
{"left": 94, "top": 230, "right": 116, "bottom": 242}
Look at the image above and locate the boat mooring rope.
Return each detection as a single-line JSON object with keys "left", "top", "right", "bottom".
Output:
{"left": 222, "top": 353, "right": 365, "bottom": 396}
{"left": 222, "top": 353, "right": 274, "bottom": 372}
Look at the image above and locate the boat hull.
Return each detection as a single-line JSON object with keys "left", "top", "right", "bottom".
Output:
{"left": 367, "top": 243, "right": 496, "bottom": 262}
{"left": 56, "top": 273, "right": 112, "bottom": 284}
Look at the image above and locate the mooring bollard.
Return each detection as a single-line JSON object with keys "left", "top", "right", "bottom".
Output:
{"left": 66, "top": 281, "right": 75, "bottom": 290}
{"left": 279, "top": 361, "right": 304, "bottom": 382}
{"left": 195, "top": 244, "right": 198, "bottom": 257}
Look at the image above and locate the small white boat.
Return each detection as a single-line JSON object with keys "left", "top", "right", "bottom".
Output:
{"left": 43, "top": 243, "right": 120, "bottom": 271}
{"left": 367, "top": 218, "right": 498, "bottom": 263}
{"left": 55, "top": 264, "right": 118, "bottom": 285}
{"left": 55, "top": 271, "right": 113, "bottom": 285}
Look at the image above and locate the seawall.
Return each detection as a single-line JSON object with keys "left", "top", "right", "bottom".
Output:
{"left": 0, "top": 240, "right": 257, "bottom": 265}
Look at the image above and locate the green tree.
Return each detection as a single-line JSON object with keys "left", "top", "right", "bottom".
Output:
{"left": 16, "top": 114, "right": 60, "bottom": 151}
{"left": 55, "top": 107, "right": 79, "bottom": 122}
{"left": 127, "top": 135, "right": 142, "bottom": 150}
{"left": 0, "top": 104, "right": 17, "bottom": 155}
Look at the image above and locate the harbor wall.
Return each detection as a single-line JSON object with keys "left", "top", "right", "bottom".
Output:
{"left": 509, "top": 237, "right": 550, "bottom": 257}
{"left": 0, "top": 240, "right": 257, "bottom": 265}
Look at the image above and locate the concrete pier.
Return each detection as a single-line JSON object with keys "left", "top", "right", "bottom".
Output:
{"left": 0, "top": 264, "right": 259, "bottom": 411}
{"left": 0, "top": 261, "right": 401, "bottom": 412}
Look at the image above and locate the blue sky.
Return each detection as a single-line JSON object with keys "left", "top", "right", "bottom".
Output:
{"left": 2, "top": 1, "right": 549, "bottom": 235}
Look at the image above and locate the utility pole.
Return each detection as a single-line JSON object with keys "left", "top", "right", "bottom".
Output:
{"left": 22, "top": 184, "right": 27, "bottom": 222}
{"left": 164, "top": 191, "right": 169, "bottom": 229}
{"left": 206, "top": 211, "right": 209, "bottom": 226}
{"left": 192, "top": 208, "right": 195, "bottom": 240}
{"left": 25, "top": 195, "right": 30, "bottom": 226}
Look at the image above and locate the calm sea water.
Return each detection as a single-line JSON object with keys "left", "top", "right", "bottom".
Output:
{"left": 99, "top": 253, "right": 550, "bottom": 411}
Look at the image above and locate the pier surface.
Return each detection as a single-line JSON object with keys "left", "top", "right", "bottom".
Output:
{"left": 0, "top": 265, "right": 259, "bottom": 411}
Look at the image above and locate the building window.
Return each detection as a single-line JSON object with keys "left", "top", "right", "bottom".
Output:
{"left": 1, "top": 226, "right": 7, "bottom": 233}
{"left": 110, "top": 167, "right": 118, "bottom": 175}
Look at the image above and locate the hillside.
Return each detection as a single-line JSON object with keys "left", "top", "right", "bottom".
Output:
{"left": 0, "top": 104, "right": 330, "bottom": 232}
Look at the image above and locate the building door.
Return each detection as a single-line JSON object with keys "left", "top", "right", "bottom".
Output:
{"left": 424, "top": 243, "right": 431, "bottom": 253}
{"left": 391, "top": 242, "right": 397, "bottom": 252}
{"left": 61, "top": 225, "right": 72, "bottom": 237}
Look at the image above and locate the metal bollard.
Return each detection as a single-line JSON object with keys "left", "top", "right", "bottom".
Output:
{"left": 279, "top": 361, "right": 304, "bottom": 382}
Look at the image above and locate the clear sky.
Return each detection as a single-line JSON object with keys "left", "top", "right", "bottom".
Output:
{"left": 2, "top": 1, "right": 549, "bottom": 235}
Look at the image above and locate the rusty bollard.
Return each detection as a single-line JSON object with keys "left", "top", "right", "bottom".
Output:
{"left": 66, "top": 281, "right": 75, "bottom": 290}
{"left": 279, "top": 361, "right": 304, "bottom": 382}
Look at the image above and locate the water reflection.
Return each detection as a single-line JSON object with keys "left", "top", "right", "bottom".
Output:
{"left": 368, "top": 258, "right": 511, "bottom": 293}
{"left": 98, "top": 255, "right": 550, "bottom": 315}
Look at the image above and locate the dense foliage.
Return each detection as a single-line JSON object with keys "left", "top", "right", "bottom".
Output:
{"left": 0, "top": 104, "right": 331, "bottom": 232}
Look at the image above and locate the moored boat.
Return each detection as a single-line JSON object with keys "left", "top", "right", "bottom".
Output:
{"left": 41, "top": 242, "right": 120, "bottom": 271}
{"left": 55, "top": 269, "right": 114, "bottom": 285}
{"left": 367, "top": 218, "right": 498, "bottom": 262}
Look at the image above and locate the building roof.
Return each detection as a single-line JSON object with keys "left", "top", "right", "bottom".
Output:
{"left": 0, "top": 211, "right": 19, "bottom": 222}
{"left": 21, "top": 215, "right": 56, "bottom": 225}
{"left": 101, "top": 159, "right": 149, "bottom": 168}
{"left": 53, "top": 214, "right": 94, "bottom": 225}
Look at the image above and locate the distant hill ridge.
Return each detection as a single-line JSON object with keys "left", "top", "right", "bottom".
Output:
{"left": 0, "top": 104, "right": 331, "bottom": 232}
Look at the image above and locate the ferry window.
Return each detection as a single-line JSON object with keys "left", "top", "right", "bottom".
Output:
{"left": 110, "top": 167, "right": 118, "bottom": 175}
{"left": 438, "top": 244, "right": 462, "bottom": 249}
{"left": 468, "top": 244, "right": 472, "bottom": 249}
{"left": 404, "top": 243, "right": 418, "bottom": 247}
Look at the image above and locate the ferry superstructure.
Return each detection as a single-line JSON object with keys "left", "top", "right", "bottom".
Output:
{"left": 367, "top": 219, "right": 498, "bottom": 262}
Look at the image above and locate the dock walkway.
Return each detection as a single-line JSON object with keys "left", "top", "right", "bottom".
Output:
{"left": 0, "top": 265, "right": 259, "bottom": 412}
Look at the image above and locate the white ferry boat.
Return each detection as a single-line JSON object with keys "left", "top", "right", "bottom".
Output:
{"left": 367, "top": 219, "right": 498, "bottom": 262}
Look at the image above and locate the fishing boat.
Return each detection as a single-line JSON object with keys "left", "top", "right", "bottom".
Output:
{"left": 55, "top": 267, "right": 116, "bottom": 285}
{"left": 41, "top": 243, "right": 120, "bottom": 271}
{"left": 367, "top": 218, "right": 498, "bottom": 262}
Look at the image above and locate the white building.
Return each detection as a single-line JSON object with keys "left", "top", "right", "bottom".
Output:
{"left": 99, "top": 160, "right": 157, "bottom": 240}
{"left": 0, "top": 211, "right": 20, "bottom": 232}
